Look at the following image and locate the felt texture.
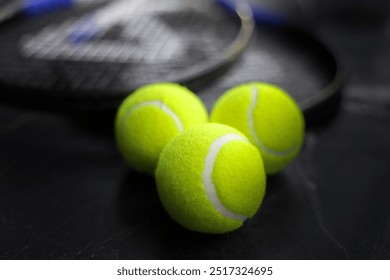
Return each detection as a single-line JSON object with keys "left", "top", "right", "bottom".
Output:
{"left": 211, "top": 82, "right": 305, "bottom": 174}
{"left": 155, "top": 123, "right": 266, "bottom": 234}
{"left": 115, "top": 83, "right": 208, "bottom": 175}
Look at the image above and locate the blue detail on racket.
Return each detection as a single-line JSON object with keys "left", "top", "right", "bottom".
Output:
{"left": 22, "top": 0, "right": 74, "bottom": 16}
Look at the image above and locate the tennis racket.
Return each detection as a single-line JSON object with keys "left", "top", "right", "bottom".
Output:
{"left": 0, "top": 0, "right": 254, "bottom": 110}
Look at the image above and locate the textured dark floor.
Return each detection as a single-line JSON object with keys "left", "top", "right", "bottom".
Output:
{"left": 0, "top": 0, "right": 389, "bottom": 259}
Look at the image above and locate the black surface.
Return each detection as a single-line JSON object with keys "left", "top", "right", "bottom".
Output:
{"left": 1, "top": 0, "right": 390, "bottom": 259}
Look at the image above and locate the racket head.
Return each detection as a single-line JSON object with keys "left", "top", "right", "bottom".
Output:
{"left": 0, "top": 0, "right": 254, "bottom": 111}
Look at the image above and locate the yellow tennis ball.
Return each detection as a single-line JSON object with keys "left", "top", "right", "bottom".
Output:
{"left": 156, "top": 123, "right": 266, "bottom": 234}
{"left": 211, "top": 82, "right": 305, "bottom": 175}
{"left": 115, "top": 83, "right": 208, "bottom": 175}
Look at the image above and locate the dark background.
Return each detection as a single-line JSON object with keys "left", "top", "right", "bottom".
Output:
{"left": 0, "top": 0, "right": 389, "bottom": 259}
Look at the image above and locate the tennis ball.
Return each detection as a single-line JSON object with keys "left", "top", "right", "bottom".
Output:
{"left": 156, "top": 123, "right": 266, "bottom": 234}
{"left": 211, "top": 82, "right": 305, "bottom": 175}
{"left": 115, "top": 83, "right": 208, "bottom": 175}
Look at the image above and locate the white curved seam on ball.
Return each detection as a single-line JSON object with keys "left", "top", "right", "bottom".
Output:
{"left": 121, "top": 100, "right": 184, "bottom": 132}
{"left": 248, "top": 86, "right": 298, "bottom": 157}
{"left": 202, "top": 134, "right": 248, "bottom": 222}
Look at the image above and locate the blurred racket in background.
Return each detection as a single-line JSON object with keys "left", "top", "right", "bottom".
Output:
{"left": 0, "top": 0, "right": 344, "bottom": 122}
{"left": 0, "top": 0, "right": 254, "bottom": 110}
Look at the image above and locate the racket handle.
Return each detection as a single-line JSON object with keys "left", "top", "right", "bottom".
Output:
{"left": 217, "top": 0, "right": 287, "bottom": 26}
{"left": 22, "top": 0, "right": 73, "bottom": 16}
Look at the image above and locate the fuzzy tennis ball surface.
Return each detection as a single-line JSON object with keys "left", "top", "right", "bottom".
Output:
{"left": 156, "top": 123, "right": 266, "bottom": 234}
{"left": 211, "top": 82, "right": 305, "bottom": 175}
{"left": 115, "top": 83, "right": 208, "bottom": 175}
